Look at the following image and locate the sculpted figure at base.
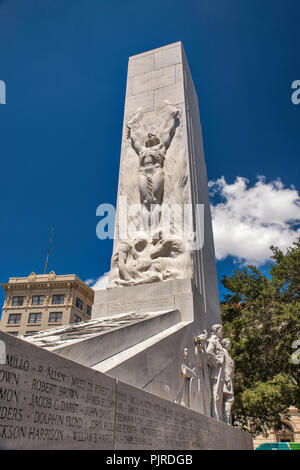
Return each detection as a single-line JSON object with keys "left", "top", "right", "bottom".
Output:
{"left": 178, "top": 348, "right": 197, "bottom": 408}
{"left": 194, "top": 330, "right": 211, "bottom": 416}
{"left": 221, "top": 338, "right": 235, "bottom": 425}
{"left": 179, "top": 325, "right": 235, "bottom": 424}
{"left": 206, "top": 324, "right": 225, "bottom": 421}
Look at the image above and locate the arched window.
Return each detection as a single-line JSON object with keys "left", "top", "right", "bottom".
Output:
{"left": 275, "top": 422, "right": 294, "bottom": 442}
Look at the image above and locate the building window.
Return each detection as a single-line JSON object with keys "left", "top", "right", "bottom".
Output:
{"left": 74, "top": 314, "right": 81, "bottom": 323}
{"left": 52, "top": 294, "right": 64, "bottom": 305}
{"left": 28, "top": 313, "right": 42, "bottom": 324}
{"left": 8, "top": 314, "right": 21, "bottom": 324}
{"left": 86, "top": 305, "right": 92, "bottom": 316}
{"left": 9, "top": 332, "right": 18, "bottom": 336}
{"left": 12, "top": 296, "right": 24, "bottom": 306}
{"left": 25, "top": 331, "right": 38, "bottom": 336}
{"left": 75, "top": 297, "right": 83, "bottom": 311}
{"left": 32, "top": 295, "right": 44, "bottom": 305}
{"left": 49, "top": 312, "right": 62, "bottom": 323}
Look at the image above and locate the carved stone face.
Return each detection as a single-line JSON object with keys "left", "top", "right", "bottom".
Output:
{"left": 211, "top": 324, "right": 223, "bottom": 339}
{"left": 222, "top": 339, "right": 231, "bottom": 351}
{"left": 195, "top": 333, "right": 207, "bottom": 349}
{"left": 216, "top": 325, "right": 223, "bottom": 339}
{"left": 184, "top": 348, "right": 189, "bottom": 360}
{"left": 145, "top": 133, "right": 160, "bottom": 148}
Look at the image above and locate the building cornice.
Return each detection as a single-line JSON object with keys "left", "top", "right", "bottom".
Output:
{"left": 1, "top": 273, "right": 94, "bottom": 298}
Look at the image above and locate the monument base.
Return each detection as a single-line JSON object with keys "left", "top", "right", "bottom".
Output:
{"left": 0, "top": 332, "right": 253, "bottom": 450}
{"left": 92, "top": 279, "right": 203, "bottom": 323}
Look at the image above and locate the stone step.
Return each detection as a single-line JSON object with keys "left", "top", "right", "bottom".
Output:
{"left": 41, "top": 309, "right": 181, "bottom": 368}
{"left": 92, "top": 320, "right": 190, "bottom": 373}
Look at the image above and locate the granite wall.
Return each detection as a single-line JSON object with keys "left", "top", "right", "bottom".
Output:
{"left": 0, "top": 332, "right": 252, "bottom": 450}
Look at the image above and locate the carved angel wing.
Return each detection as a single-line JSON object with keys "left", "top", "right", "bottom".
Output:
{"left": 126, "top": 108, "right": 146, "bottom": 155}
{"left": 156, "top": 101, "right": 180, "bottom": 151}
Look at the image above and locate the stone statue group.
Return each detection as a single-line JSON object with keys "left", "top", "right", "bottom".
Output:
{"left": 179, "top": 324, "right": 234, "bottom": 425}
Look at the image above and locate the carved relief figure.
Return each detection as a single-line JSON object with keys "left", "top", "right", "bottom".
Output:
{"left": 108, "top": 101, "right": 193, "bottom": 288}
{"left": 194, "top": 330, "right": 212, "bottom": 416}
{"left": 221, "top": 338, "right": 235, "bottom": 425}
{"left": 126, "top": 102, "right": 180, "bottom": 211}
{"left": 178, "top": 347, "right": 197, "bottom": 408}
{"left": 109, "top": 234, "right": 163, "bottom": 287}
{"left": 206, "top": 324, "right": 225, "bottom": 421}
{"left": 178, "top": 327, "right": 235, "bottom": 424}
{"left": 109, "top": 228, "right": 192, "bottom": 287}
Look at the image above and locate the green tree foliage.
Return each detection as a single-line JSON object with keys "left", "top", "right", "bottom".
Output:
{"left": 221, "top": 239, "right": 300, "bottom": 437}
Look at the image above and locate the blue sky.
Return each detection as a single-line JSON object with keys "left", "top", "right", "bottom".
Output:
{"left": 0, "top": 0, "right": 299, "bottom": 311}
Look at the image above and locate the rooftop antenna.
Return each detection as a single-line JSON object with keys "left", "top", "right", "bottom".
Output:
{"left": 44, "top": 226, "right": 54, "bottom": 274}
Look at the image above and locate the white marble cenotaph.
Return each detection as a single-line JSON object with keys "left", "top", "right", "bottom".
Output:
{"left": 14, "top": 42, "right": 253, "bottom": 450}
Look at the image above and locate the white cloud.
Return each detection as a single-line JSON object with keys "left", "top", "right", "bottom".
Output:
{"left": 209, "top": 176, "right": 300, "bottom": 265}
{"left": 85, "top": 272, "right": 110, "bottom": 290}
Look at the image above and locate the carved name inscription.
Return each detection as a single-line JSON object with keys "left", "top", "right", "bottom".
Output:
{"left": 114, "top": 382, "right": 192, "bottom": 450}
{"left": 108, "top": 297, "right": 174, "bottom": 315}
{"left": 0, "top": 332, "right": 252, "bottom": 450}
{"left": 0, "top": 333, "right": 116, "bottom": 449}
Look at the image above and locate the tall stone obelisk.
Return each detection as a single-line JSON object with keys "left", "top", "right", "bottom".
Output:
{"left": 94, "top": 41, "right": 220, "bottom": 327}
